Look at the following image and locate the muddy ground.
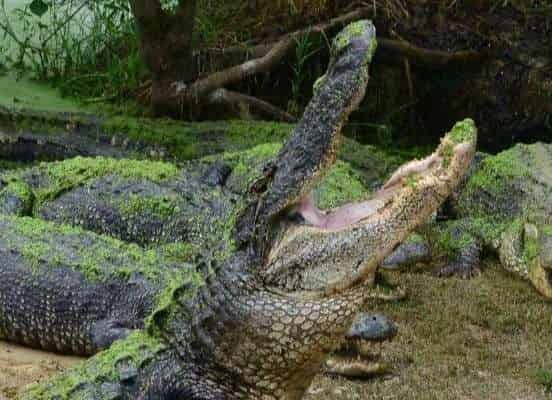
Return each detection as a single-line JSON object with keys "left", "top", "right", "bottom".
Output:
{"left": 2, "top": 261, "right": 551, "bottom": 399}
{"left": 0, "top": 342, "right": 80, "bottom": 399}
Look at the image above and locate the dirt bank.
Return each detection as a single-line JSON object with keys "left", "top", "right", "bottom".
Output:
{"left": 0, "top": 341, "right": 81, "bottom": 399}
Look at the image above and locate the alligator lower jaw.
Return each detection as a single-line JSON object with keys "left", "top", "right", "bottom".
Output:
{"left": 529, "top": 263, "right": 552, "bottom": 299}
{"left": 324, "top": 338, "right": 393, "bottom": 378}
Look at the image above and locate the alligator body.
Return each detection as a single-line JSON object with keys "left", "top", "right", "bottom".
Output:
{"left": 0, "top": 21, "right": 477, "bottom": 399}
{"left": 384, "top": 142, "right": 552, "bottom": 297}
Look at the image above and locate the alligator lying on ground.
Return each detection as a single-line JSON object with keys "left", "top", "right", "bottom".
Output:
{"left": 0, "top": 21, "right": 477, "bottom": 399}
{"left": 384, "top": 142, "right": 552, "bottom": 298}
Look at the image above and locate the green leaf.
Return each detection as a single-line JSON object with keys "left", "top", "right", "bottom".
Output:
{"left": 29, "top": 0, "right": 49, "bottom": 17}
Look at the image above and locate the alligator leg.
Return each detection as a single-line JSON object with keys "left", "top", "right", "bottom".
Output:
{"left": 382, "top": 237, "right": 432, "bottom": 271}
{"left": 433, "top": 232, "right": 482, "bottom": 278}
{"left": 382, "top": 230, "right": 482, "bottom": 278}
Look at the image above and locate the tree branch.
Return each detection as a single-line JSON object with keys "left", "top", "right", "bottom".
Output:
{"left": 207, "top": 88, "right": 296, "bottom": 122}
{"left": 177, "top": 7, "right": 374, "bottom": 104}
{"left": 377, "top": 38, "right": 486, "bottom": 69}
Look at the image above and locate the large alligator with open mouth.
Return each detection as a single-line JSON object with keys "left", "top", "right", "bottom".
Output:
{"left": 0, "top": 21, "right": 476, "bottom": 399}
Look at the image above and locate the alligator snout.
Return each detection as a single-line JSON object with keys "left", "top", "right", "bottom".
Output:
{"left": 346, "top": 313, "right": 397, "bottom": 342}
{"left": 324, "top": 313, "right": 397, "bottom": 379}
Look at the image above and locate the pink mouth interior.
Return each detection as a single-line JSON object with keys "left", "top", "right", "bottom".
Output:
{"left": 294, "top": 187, "right": 398, "bottom": 230}
{"left": 292, "top": 150, "right": 446, "bottom": 231}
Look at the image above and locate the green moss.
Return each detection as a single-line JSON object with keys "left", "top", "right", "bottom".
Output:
{"left": 0, "top": 74, "right": 85, "bottom": 112}
{"left": 339, "top": 138, "right": 406, "bottom": 186}
{"left": 157, "top": 242, "right": 195, "bottom": 263}
{"left": 145, "top": 270, "right": 203, "bottom": 336}
{"left": 5, "top": 157, "right": 179, "bottom": 208}
{"left": 333, "top": 20, "right": 376, "bottom": 59}
{"left": 523, "top": 223, "right": 540, "bottom": 265}
{"left": 209, "top": 142, "right": 282, "bottom": 192}
{"left": 22, "top": 331, "right": 165, "bottom": 400}
{"left": 314, "top": 160, "right": 369, "bottom": 208}
{"left": 3, "top": 215, "right": 185, "bottom": 283}
{"left": 467, "top": 148, "right": 529, "bottom": 195}
{"left": 448, "top": 118, "right": 477, "bottom": 144}
{"left": 459, "top": 145, "right": 530, "bottom": 218}
{"left": 542, "top": 224, "right": 552, "bottom": 236}
{"left": 437, "top": 228, "right": 477, "bottom": 259}
{"left": 0, "top": 179, "right": 34, "bottom": 215}
{"left": 405, "top": 233, "right": 427, "bottom": 245}
{"left": 118, "top": 195, "right": 179, "bottom": 221}
{"left": 440, "top": 119, "right": 477, "bottom": 168}
{"left": 0, "top": 159, "right": 31, "bottom": 170}
{"left": 104, "top": 117, "right": 293, "bottom": 161}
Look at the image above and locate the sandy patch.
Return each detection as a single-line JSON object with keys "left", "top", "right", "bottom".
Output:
{"left": 0, "top": 341, "right": 81, "bottom": 399}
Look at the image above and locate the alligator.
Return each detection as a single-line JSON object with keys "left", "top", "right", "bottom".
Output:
{"left": 383, "top": 141, "right": 552, "bottom": 298}
{"left": 0, "top": 21, "right": 477, "bottom": 399}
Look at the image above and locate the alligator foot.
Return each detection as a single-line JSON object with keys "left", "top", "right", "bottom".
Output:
{"left": 432, "top": 239, "right": 482, "bottom": 278}
{"left": 382, "top": 238, "right": 432, "bottom": 271}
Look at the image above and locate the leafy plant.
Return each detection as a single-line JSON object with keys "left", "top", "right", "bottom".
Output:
{"left": 287, "top": 28, "right": 321, "bottom": 115}
{"left": 0, "top": 0, "right": 144, "bottom": 102}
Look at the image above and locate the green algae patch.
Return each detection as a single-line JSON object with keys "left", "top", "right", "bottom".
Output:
{"left": 145, "top": 270, "right": 204, "bottom": 337}
{"left": 523, "top": 223, "right": 541, "bottom": 266}
{"left": 104, "top": 117, "right": 293, "bottom": 160}
{"left": 0, "top": 159, "right": 31, "bottom": 170}
{"left": 448, "top": 118, "right": 477, "bottom": 145}
{"left": 1, "top": 215, "right": 182, "bottom": 283}
{"left": 4, "top": 156, "right": 180, "bottom": 208}
{"left": 333, "top": 20, "right": 377, "bottom": 63}
{"left": 210, "top": 142, "right": 282, "bottom": 192}
{"left": 21, "top": 331, "right": 165, "bottom": 400}
{"left": 440, "top": 118, "right": 477, "bottom": 168}
{"left": 0, "top": 179, "right": 34, "bottom": 215}
{"left": 0, "top": 74, "right": 85, "bottom": 113}
{"left": 157, "top": 242, "right": 195, "bottom": 263}
{"left": 314, "top": 160, "right": 369, "bottom": 208}
{"left": 118, "top": 194, "right": 180, "bottom": 221}
{"left": 339, "top": 138, "right": 406, "bottom": 187}
{"left": 458, "top": 145, "right": 531, "bottom": 218}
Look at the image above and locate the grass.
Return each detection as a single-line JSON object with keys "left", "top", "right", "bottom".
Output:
{"left": 306, "top": 261, "right": 552, "bottom": 399}
{"left": 0, "top": 73, "right": 85, "bottom": 112}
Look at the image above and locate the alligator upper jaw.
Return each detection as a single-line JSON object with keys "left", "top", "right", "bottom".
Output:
{"left": 264, "top": 121, "right": 477, "bottom": 299}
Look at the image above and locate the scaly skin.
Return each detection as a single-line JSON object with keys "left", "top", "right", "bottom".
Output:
{"left": 0, "top": 21, "right": 477, "bottom": 399}
{"left": 384, "top": 141, "right": 552, "bottom": 298}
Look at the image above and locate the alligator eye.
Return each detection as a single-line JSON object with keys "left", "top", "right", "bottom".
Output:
{"left": 287, "top": 211, "right": 305, "bottom": 224}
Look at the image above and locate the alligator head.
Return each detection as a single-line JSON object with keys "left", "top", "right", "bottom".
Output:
{"left": 149, "top": 21, "right": 477, "bottom": 400}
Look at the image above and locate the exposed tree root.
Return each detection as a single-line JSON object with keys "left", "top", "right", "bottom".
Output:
{"left": 207, "top": 89, "right": 296, "bottom": 122}
{"left": 153, "top": 7, "right": 374, "bottom": 118}
{"left": 377, "top": 38, "right": 487, "bottom": 68}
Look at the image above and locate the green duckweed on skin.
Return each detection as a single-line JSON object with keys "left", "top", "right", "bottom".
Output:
{"left": 314, "top": 160, "right": 369, "bottom": 208}
{"left": 2, "top": 215, "right": 188, "bottom": 283}
{"left": 0, "top": 179, "right": 34, "bottom": 215}
{"left": 459, "top": 146, "right": 531, "bottom": 217}
{"left": 22, "top": 331, "right": 165, "bottom": 400}
{"left": 103, "top": 117, "right": 294, "bottom": 160}
{"left": 440, "top": 118, "right": 477, "bottom": 167}
{"left": 118, "top": 195, "right": 180, "bottom": 221}
{"left": 3, "top": 156, "right": 180, "bottom": 210}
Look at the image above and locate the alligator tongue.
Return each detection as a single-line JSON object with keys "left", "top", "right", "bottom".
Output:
{"left": 293, "top": 186, "right": 401, "bottom": 230}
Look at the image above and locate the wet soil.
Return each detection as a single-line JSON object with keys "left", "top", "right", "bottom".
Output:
{"left": 0, "top": 341, "right": 81, "bottom": 399}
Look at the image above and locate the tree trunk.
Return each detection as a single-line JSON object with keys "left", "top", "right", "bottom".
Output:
{"left": 130, "top": 0, "right": 197, "bottom": 116}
